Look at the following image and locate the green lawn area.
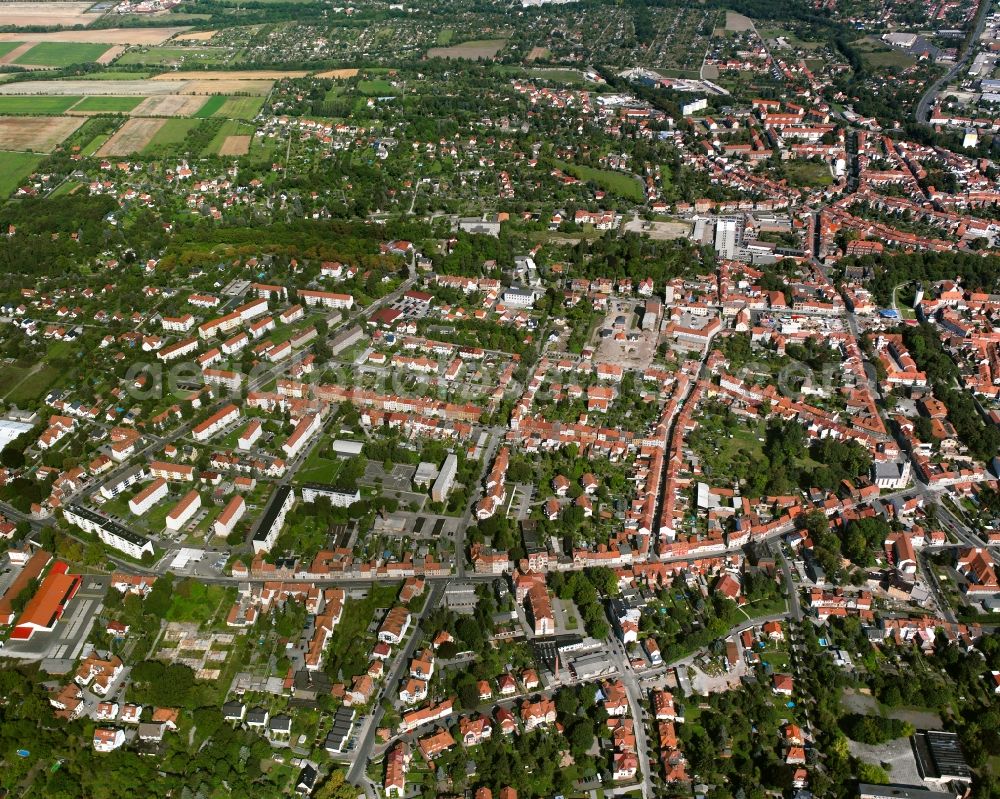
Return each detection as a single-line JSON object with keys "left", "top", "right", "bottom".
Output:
{"left": 194, "top": 95, "right": 227, "bottom": 118}
{"left": 14, "top": 42, "right": 112, "bottom": 67}
{"left": 0, "top": 42, "right": 23, "bottom": 59}
{"left": 0, "top": 151, "right": 42, "bottom": 198}
{"left": 141, "top": 118, "right": 200, "bottom": 154}
{"left": 0, "top": 96, "right": 81, "bottom": 115}
{"left": 1, "top": 363, "right": 61, "bottom": 404}
{"left": 784, "top": 159, "right": 833, "bottom": 187}
{"left": 166, "top": 580, "right": 236, "bottom": 626}
{"left": 213, "top": 95, "right": 264, "bottom": 119}
{"left": 49, "top": 180, "right": 82, "bottom": 198}
{"left": 357, "top": 78, "right": 395, "bottom": 95}
{"left": 554, "top": 159, "right": 645, "bottom": 202}
{"left": 436, "top": 28, "right": 454, "bottom": 45}
{"left": 70, "top": 96, "right": 144, "bottom": 113}
{"left": 295, "top": 443, "right": 343, "bottom": 484}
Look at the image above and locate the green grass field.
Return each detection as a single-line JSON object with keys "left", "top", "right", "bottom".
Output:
{"left": 213, "top": 95, "right": 263, "bottom": 119}
{"left": 0, "top": 42, "right": 23, "bottom": 60}
{"left": 0, "top": 151, "right": 42, "bottom": 198}
{"left": 784, "top": 159, "right": 833, "bottom": 187}
{"left": 141, "top": 118, "right": 200, "bottom": 153}
{"left": 436, "top": 28, "right": 454, "bottom": 45}
{"left": 81, "top": 131, "right": 113, "bottom": 156}
{"left": 528, "top": 67, "right": 585, "bottom": 85}
{"left": 14, "top": 42, "right": 112, "bottom": 68}
{"left": 1, "top": 363, "right": 61, "bottom": 404}
{"left": 0, "top": 96, "right": 81, "bottom": 115}
{"left": 194, "top": 95, "right": 227, "bottom": 118}
{"left": 555, "top": 159, "right": 645, "bottom": 202}
{"left": 71, "top": 96, "right": 144, "bottom": 113}
{"left": 357, "top": 78, "right": 395, "bottom": 96}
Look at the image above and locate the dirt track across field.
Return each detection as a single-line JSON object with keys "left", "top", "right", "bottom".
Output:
{"left": 0, "top": 42, "right": 34, "bottom": 65}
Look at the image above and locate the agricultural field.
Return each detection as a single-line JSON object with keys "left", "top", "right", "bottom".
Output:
{"left": 0, "top": 27, "right": 191, "bottom": 45}
{"left": 153, "top": 69, "right": 309, "bottom": 80}
{"left": 70, "top": 96, "right": 144, "bottom": 114}
{"left": 203, "top": 119, "right": 254, "bottom": 155}
{"left": 193, "top": 95, "right": 228, "bottom": 118}
{"left": 141, "top": 118, "right": 202, "bottom": 154}
{"left": 97, "top": 117, "right": 166, "bottom": 156}
{"left": 13, "top": 42, "right": 115, "bottom": 68}
{"left": 0, "top": 79, "right": 185, "bottom": 96}
{"left": 0, "top": 151, "right": 43, "bottom": 198}
{"left": 211, "top": 96, "right": 264, "bottom": 119}
{"left": 0, "top": 115, "right": 84, "bottom": 152}
{"left": 0, "top": 2, "right": 97, "bottom": 28}
{"left": 132, "top": 94, "right": 208, "bottom": 117}
{"left": 426, "top": 38, "right": 507, "bottom": 59}
{"left": 0, "top": 96, "right": 80, "bottom": 115}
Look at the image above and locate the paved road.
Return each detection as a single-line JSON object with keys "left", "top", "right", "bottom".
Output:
{"left": 915, "top": 0, "right": 992, "bottom": 123}
{"left": 346, "top": 582, "right": 443, "bottom": 791}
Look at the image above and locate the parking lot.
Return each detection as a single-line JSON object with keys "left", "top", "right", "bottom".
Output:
{"left": 4, "top": 574, "right": 109, "bottom": 670}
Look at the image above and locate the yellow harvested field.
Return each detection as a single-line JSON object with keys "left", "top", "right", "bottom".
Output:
{"left": 314, "top": 68, "right": 359, "bottom": 79}
{"left": 97, "top": 117, "right": 165, "bottom": 156}
{"left": 218, "top": 134, "right": 250, "bottom": 156}
{"left": 0, "top": 115, "right": 84, "bottom": 152}
{"left": 178, "top": 79, "right": 273, "bottom": 95}
{"left": 0, "top": 2, "right": 96, "bottom": 27}
{"left": 173, "top": 30, "right": 216, "bottom": 41}
{"left": 0, "top": 27, "right": 190, "bottom": 45}
{"left": 151, "top": 69, "right": 309, "bottom": 80}
{"left": 96, "top": 44, "right": 126, "bottom": 65}
{"left": 0, "top": 42, "right": 34, "bottom": 66}
{"left": 0, "top": 79, "right": 183, "bottom": 95}
{"left": 131, "top": 94, "right": 207, "bottom": 117}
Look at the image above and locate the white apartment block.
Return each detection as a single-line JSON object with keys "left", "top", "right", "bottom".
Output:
{"left": 129, "top": 477, "right": 168, "bottom": 516}
{"left": 192, "top": 404, "right": 240, "bottom": 442}
{"left": 166, "top": 490, "right": 201, "bottom": 531}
